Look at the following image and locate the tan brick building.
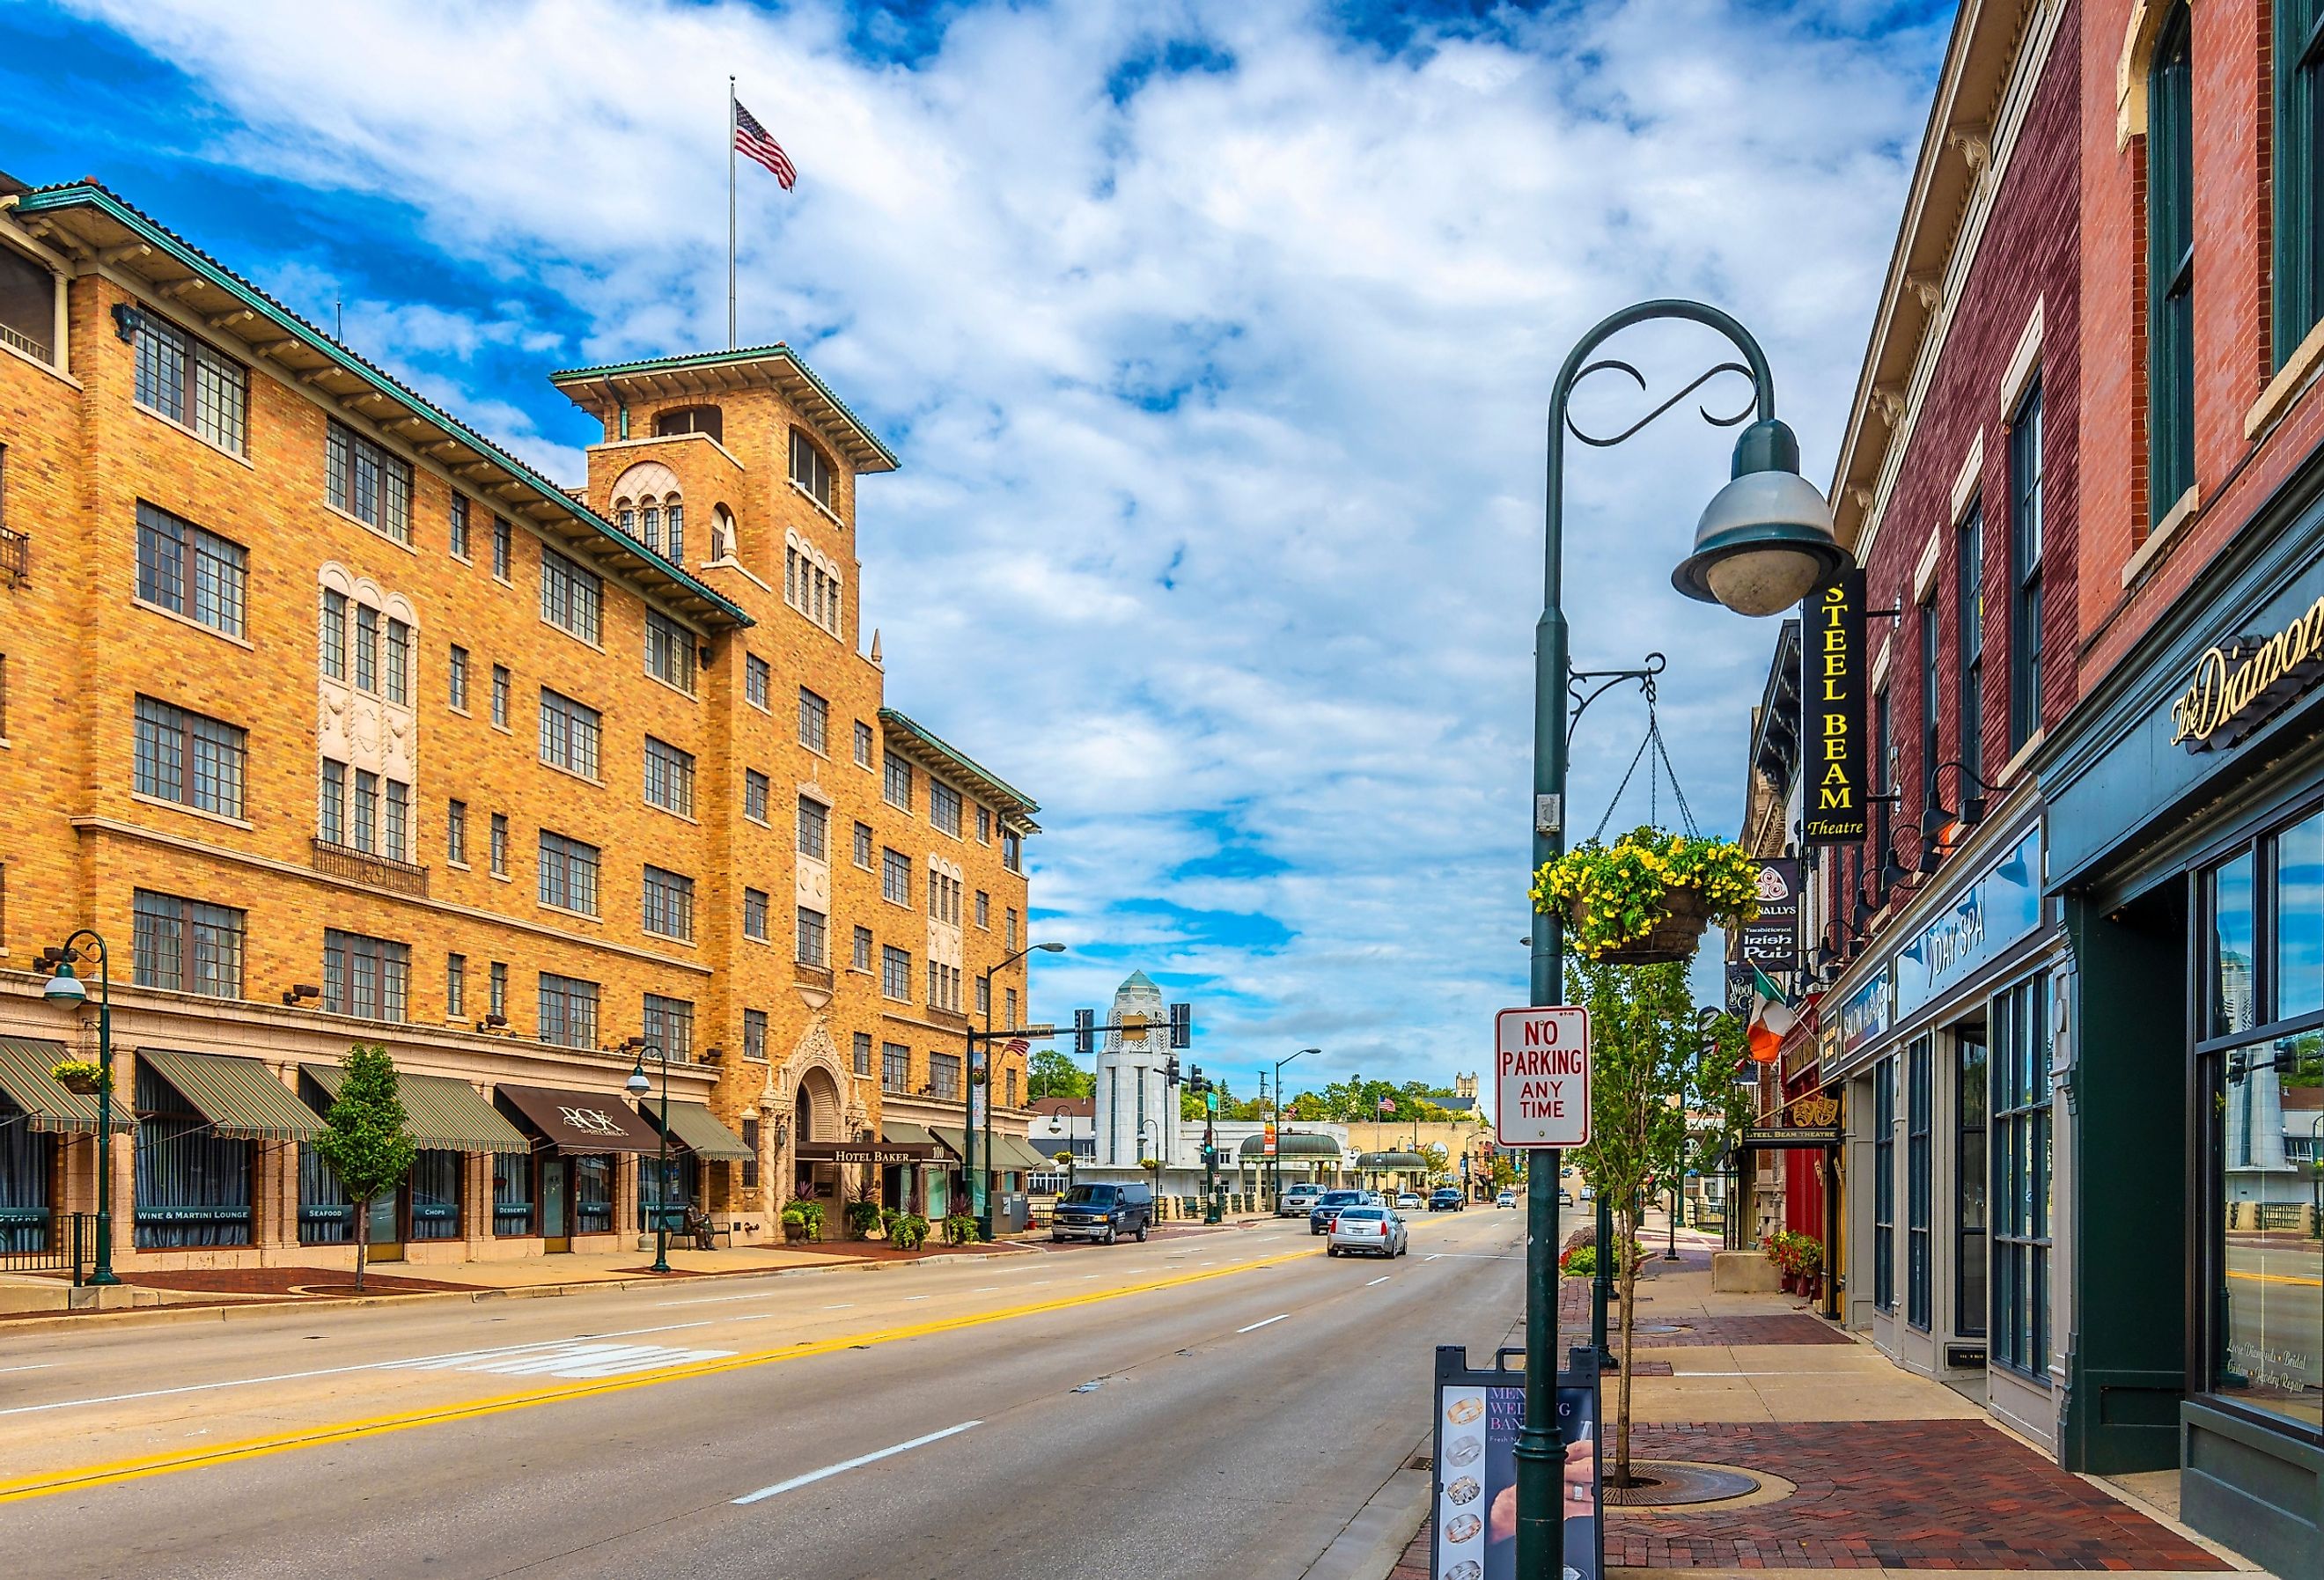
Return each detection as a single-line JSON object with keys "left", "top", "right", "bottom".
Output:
{"left": 0, "top": 178, "right": 1041, "bottom": 1271}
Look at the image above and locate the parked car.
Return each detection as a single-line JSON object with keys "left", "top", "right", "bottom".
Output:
{"left": 1578, "top": 1186, "right": 1595, "bottom": 1202}
{"left": 1308, "top": 1189, "right": 1372, "bottom": 1235}
{"left": 1558, "top": 1188, "right": 1573, "bottom": 1206}
{"left": 1277, "top": 1183, "right": 1323, "bottom": 1216}
{"left": 1394, "top": 1191, "right": 1424, "bottom": 1210}
{"left": 1428, "top": 1187, "right": 1464, "bottom": 1212}
{"left": 1495, "top": 1189, "right": 1518, "bottom": 1208}
{"left": 1327, "top": 1206, "right": 1408, "bottom": 1258}
{"left": 1050, "top": 1181, "right": 1154, "bottom": 1244}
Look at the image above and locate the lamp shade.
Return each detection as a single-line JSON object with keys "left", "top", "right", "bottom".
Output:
{"left": 41, "top": 962, "right": 86, "bottom": 1004}
{"left": 1672, "top": 419, "right": 1850, "bottom": 617}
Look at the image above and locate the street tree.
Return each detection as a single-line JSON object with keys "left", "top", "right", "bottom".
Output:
{"left": 312, "top": 1042, "right": 416, "bottom": 1294}
{"left": 1569, "top": 954, "right": 1694, "bottom": 1488}
{"left": 1028, "top": 1047, "right": 1093, "bottom": 1100}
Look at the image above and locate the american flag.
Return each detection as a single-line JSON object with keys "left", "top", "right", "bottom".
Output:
{"left": 734, "top": 101, "right": 796, "bottom": 189}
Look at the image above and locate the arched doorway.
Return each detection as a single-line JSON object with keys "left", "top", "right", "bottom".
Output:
{"left": 793, "top": 1065, "right": 844, "bottom": 1203}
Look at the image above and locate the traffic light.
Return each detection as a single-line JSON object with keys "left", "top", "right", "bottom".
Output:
{"left": 1164, "top": 1054, "right": 1181, "bottom": 1085}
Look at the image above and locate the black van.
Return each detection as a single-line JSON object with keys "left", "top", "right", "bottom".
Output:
{"left": 1050, "top": 1181, "right": 1154, "bottom": 1244}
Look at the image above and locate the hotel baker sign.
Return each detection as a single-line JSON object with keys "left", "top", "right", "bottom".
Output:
{"left": 1804, "top": 570, "right": 1867, "bottom": 843}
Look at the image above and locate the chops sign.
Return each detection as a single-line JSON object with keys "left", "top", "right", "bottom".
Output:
{"left": 1494, "top": 1007, "right": 1591, "bottom": 1148}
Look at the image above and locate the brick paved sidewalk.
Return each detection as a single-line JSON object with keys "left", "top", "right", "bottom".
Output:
{"left": 1382, "top": 1230, "right": 2259, "bottom": 1576}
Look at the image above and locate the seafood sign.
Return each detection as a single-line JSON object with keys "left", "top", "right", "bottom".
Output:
{"left": 1494, "top": 1007, "right": 1591, "bottom": 1147}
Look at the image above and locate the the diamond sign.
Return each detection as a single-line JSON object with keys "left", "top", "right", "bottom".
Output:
{"left": 1494, "top": 1007, "right": 1591, "bottom": 1148}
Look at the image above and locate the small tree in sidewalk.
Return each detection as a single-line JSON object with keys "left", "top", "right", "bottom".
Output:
{"left": 312, "top": 1042, "right": 416, "bottom": 1294}
{"left": 1570, "top": 955, "right": 1694, "bottom": 1488}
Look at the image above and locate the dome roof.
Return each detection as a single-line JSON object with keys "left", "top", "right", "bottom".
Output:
{"left": 1357, "top": 1151, "right": 1430, "bottom": 1170}
{"left": 1238, "top": 1132, "right": 1341, "bottom": 1157}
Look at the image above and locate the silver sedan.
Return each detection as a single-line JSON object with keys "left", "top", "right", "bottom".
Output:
{"left": 1326, "top": 1206, "right": 1408, "bottom": 1258}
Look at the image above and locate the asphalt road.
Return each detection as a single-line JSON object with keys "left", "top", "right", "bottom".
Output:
{"left": 0, "top": 1205, "right": 1527, "bottom": 1578}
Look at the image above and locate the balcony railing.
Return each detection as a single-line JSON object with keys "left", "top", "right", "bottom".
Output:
{"left": 0, "top": 321, "right": 53, "bottom": 365}
{"left": 311, "top": 838, "right": 430, "bottom": 897}
{"left": 0, "top": 523, "right": 26, "bottom": 587}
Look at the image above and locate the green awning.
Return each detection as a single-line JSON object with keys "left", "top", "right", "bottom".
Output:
{"left": 882, "top": 1121, "right": 937, "bottom": 1148}
{"left": 927, "top": 1125, "right": 969, "bottom": 1161}
{"left": 994, "top": 1134, "right": 1055, "bottom": 1172}
{"left": 646, "top": 1099, "right": 752, "bottom": 1161}
{"left": 305, "top": 1064, "right": 528, "bottom": 1155}
{"left": 0, "top": 1038, "right": 130, "bottom": 1135}
{"left": 140, "top": 1048, "right": 327, "bottom": 1142}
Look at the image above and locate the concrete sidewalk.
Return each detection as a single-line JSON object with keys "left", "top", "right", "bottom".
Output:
{"left": 1369, "top": 1227, "right": 2272, "bottom": 1577}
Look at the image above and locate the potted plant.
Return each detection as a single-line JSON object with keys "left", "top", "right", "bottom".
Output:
{"left": 48, "top": 1058, "right": 104, "bottom": 1096}
{"left": 847, "top": 1201, "right": 886, "bottom": 1241}
{"left": 1532, "top": 826, "right": 1761, "bottom": 964}
{"left": 942, "top": 1212, "right": 980, "bottom": 1246}
{"left": 889, "top": 1213, "right": 930, "bottom": 1250}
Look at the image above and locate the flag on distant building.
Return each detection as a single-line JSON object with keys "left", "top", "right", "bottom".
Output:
{"left": 734, "top": 101, "right": 797, "bottom": 189}
{"left": 1377, "top": 1096, "right": 1395, "bottom": 1114}
{"left": 1746, "top": 966, "right": 1795, "bottom": 1063}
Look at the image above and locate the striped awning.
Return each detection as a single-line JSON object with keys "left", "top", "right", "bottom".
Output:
{"left": 139, "top": 1048, "right": 327, "bottom": 1142}
{"left": 927, "top": 1124, "right": 969, "bottom": 1162}
{"left": 304, "top": 1064, "right": 529, "bottom": 1155}
{"left": 645, "top": 1099, "right": 752, "bottom": 1162}
{"left": 0, "top": 1038, "right": 130, "bottom": 1135}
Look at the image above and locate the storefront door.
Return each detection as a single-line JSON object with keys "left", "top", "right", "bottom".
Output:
{"left": 1956, "top": 1026, "right": 1989, "bottom": 1339}
{"left": 541, "top": 1156, "right": 569, "bottom": 1253}
{"left": 364, "top": 1191, "right": 403, "bottom": 1263}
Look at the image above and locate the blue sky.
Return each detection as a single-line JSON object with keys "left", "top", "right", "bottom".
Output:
{"left": 2, "top": 0, "right": 1948, "bottom": 1103}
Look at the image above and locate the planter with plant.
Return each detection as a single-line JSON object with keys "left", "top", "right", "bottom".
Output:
{"left": 1532, "top": 826, "right": 1760, "bottom": 964}
{"left": 888, "top": 1213, "right": 930, "bottom": 1251}
{"left": 1763, "top": 1229, "right": 1824, "bottom": 1293}
{"left": 846, "top": 1201, "right": 886, "bottom": 1241}
{"left": 782, "top": 1198, "right": 825, "bottom": 1242}
{"left": 943, "top": 1213, "right": 980, "bottom": 1246}
{"left": 48, "top": 1058, "right": 105, "bottom": 1096}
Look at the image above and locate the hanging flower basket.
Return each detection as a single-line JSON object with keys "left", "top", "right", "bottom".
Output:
{"left": 1532, "top": 827, "right": 1760, "bottom": 965}
{"left": 49, "top": 1059, "right": 104, "bottom": 1096}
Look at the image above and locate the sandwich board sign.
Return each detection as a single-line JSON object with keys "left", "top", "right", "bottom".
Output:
{"left": 1494, "top": 1007, "right": 1590, "bottom": 1148}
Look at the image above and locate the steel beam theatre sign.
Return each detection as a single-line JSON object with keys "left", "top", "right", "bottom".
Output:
{"left": 1495, "top": 1007, "right": 1590, "bottom": 1147}
{"left": 1803, "top": 570, "right": 1867, "bottom": 844}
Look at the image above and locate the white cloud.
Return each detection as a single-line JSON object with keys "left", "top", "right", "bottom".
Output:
{"left": 56, "top": 0, "right": 1939, "bottom": 1094}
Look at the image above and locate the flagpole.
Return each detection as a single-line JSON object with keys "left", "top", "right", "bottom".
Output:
{"left": 727, "top": 75, "right": 738, "bottom": 349}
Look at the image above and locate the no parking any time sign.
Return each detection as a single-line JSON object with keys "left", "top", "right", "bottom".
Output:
{"left": 1494, "top": 1006, "right": 1591, "bottom": 1148}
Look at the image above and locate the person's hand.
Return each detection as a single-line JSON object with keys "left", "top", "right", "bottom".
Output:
{"left": 1487, "top": 1479, "right": 1518, "bottom": 1544}
{"left": 1563, "top": 1433, "right": 1593, "bottom": 1521}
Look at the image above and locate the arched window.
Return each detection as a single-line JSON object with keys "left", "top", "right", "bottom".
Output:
{"left": 609, "top": 462, "right": 684, "bottom": 562}
{"left": 711, "top": 504, "right": 736, "bottom": 562}
{"left": 782, "top": 531, "right": 843, "bottom": 638}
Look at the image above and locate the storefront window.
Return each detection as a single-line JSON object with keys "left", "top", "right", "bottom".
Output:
{"left": 1872, "top": 1058, "right": 1895, "bottom": 1312}
{"left": 409, "top": 1150, "right": 460, "bottom": 1241}
{"left": 1957, "top": 1030, "right": 1989, "bottom": 1338}
{"left": 1991, "top": 976, "right": 2053, "bottom": 1378}
{"left": 1907, "top": 1036, "right": 1933, "bottom": 1330}
{"left": 638, "top": 1155, "right": 696, "bottom": 1231}
{"left": 2215, "top": 1033, "right": 2321, "bottom": 1429}
{"left": 2211, "top": 851, "right": 2259, "bottom": 1038}
{"left": 493, "top": 1153, "right": 533, "bottom": 1236}
{"left": 573, "top": 1155, "right": 613, "bottom": 1235}
{"left": 2275, "top": 808, "right": 2324, "bottom": 1021}
{"left": 299, "top": 1143, "right": 353, "bottom": 1244}
{"left": 0, "top": 1097, "right": 52, "bottom": 1253}
{"left": 135, "top": 1062, "right": 252, "bottom": 1247}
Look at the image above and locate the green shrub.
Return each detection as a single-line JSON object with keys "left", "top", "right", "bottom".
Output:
{"left": 889, "top": 1213, "right": 930, "bottom": 1251}
{"left": 943, "top": 1213, "right": 981, "bottom": 1246}
{"left": 846, "top": 1201, "right": 885, "bottom": 1238}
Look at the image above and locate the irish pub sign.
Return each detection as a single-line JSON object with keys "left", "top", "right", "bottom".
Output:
{"left": 1803, "top": 570, "right": 1867, "bottom": 844}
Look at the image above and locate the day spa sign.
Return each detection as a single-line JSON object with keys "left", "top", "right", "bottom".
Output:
{"left": 2169, "top": 591, "right": 2324, "bottom": 752}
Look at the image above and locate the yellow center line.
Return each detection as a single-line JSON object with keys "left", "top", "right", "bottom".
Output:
{"left": 0, "top": 1246, "right": 1313, "bottom": 1505}
{"left": 2226, "top": 1268, "right": 2324, "bottom": 1288}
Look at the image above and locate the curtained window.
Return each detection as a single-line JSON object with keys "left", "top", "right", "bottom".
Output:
{"left": 136, "top": 1062, "right": 252, "bottom": 1247}
{"left": 0, "top": 1096, "right": 52, "bottom": 1253}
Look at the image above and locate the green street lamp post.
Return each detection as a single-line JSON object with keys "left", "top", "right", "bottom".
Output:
{"left": 40, "top": 933, "right": 119, "bottom": 1287}
{"left": 624, "top": 1039, "right": 671, "bottom": 1274}
{"left": 971, "top": 941, "right": 1065, "bottom": 1239}
{"left": 1518, "top": 299, "right": 1845, "bottom": 1580}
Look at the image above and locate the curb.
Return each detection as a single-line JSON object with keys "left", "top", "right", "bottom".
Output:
{"left": 0, "top": 1245, "right": 1034, "bottom": 1336}
{"left": 1300, "top": 1433, "right": 1433, "bottom": 1580}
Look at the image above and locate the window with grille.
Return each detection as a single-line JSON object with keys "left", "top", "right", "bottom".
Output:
{"left": 1958, "top": 504, "right": 1984, "bottom": 780}
{"left": 491, "top": 665, "right": 510, "bottom": 729}
{"left": 797, "top": 906, "right": 827, "bottom": 966}
{"left": 745, "top": 768, "right": 769, "bottom": 824}
{"left": 385, "top": 779, "right": 409, "bottom": 861}
{"left": 1990, "top": 976, "right": 2052, "bottom": 1377}
{"left": 1005, "top": 908, "right": 1019, "bottom": 950}
{"left": 321, "top": 590, "right": 348, "bottom": 680}
{"left": 539, "top": 688, "right": 601, "bottom": 779}
{"left": 134, "top": 313, "right": 246, "bottom": 452}
{"left": 745, "top": 1009, "right": 768, "bottom": 1062}
{"left": 746, "top": 652, "right": 770, "bottom": 709}
{"left": 853, "top": 1033, "right": 872, "bottom": 1077}
{"left": 882, "top": 849, "right": 911, "bottom": 906}
{"left": 2147, "top": 6, "right": 2196, "bottom": 523}
{"left": 492, "top": 516, "right": 511, "bottom": 580}
{"left": 884, "top": 754, "right": 912, "bottom": 812}
{"left": 791, "top": 429, "right": 835, "bottom": 508}
{"left": 1003, "top": 830, "right": 1023, "bottom": 872}
{"left": 1906, "top": 1033, "right": 1934, "bottom": 1331}
{"left": 538, "top": 973, "right": 599, "bottom": 1048}
{"left": 882, "top": 1042, "right": 910, "bottom": 1091}
{"left": 644, "top": 736, "right": 696, "bottom": 817}
{"left": 489, "top": 812, "right": 509, "bottom": 876}
{"left": 976, "top": 805, "right": 991, "bottom": 843}
{"left": 881, "top": 945, "right": 912, "bottom": 1001}
{"left": 538, "top": 831, "right": 600, "bottom": 915}
{"left": 448, "top": 645, "right": 468, "bottom": 711}
{"left": 975, "top": 890, "right": 989, "bottom": 929}
{"left": 853, "top": 925, "right": 873, "bottom": 971}
{"left": 324, "top": 929, "right": 410, "bottom": 1022}
{"left": 854, "top": 821, "right": 873, "bottom": 868}
{"left": 446, "top": 954, "right": 466, "bottom": 1018}
{"left": 540, "top": 548, "right": 603, "bottom": 644}
{"left": 326, "top": 421, "right": 412, "bottom": 542}
{"left": 744, "top": 887, "right": 769, "bottom": 939}
{"left": 643, "top": 865, "right": 695, "bottom": 942}
{"left": 320, "top": 761, "right": 347, "bottom": 845}
{"left": 135, "top": 695, "right": 245, "bottom": 817}
{"left": 855, "top": 720, "right": 874, "bottom": 768}
{"left": 450, "top": 495, "right": 471, "bottom": 560}
{"left": 644, "top": 993, "right": 694, "bottom": 1062}
{"left": 2277, "top": 0, "right": 2324, "bottom": 361}
{"left": 2008, "top": 381, "right": 2043, "bottom": 752}
{"left": 645, "top": 609, "right": 695, "bottom": 692}
{"left": 489, "top": 961, "right": 508, "bottom": 1018}
{"left": 798, "top": 687, "right": 828, "bottom": 753}
{"left": 133, "top": 889, "right": 245, "bottom": 998}
{"left": 931, "top": 781, "right": 962, "bottom": 836}
{"left": 386, "top": 619, "right": 410, "bottom": 706}
{"left": 798, "top": 797, "right": 828, "bottom": 859}
{"left": 930, "top": 1053, "right": 961, "bottom": 1100}
{"left": 136, "top": 502, "right": 246, "bottom": 636}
